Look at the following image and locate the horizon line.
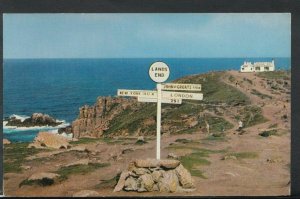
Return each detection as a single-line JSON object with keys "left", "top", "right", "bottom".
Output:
{"left": 3, "top": 56, "right": 291, "bottom": 59}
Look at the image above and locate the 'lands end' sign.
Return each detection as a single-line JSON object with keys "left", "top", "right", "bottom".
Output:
{"left": 117, "top": 62, "right": 203, "bottom": 160}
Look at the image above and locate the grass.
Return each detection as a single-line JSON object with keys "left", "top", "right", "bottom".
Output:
{"left": 175, "top": 72, "right": 249, "bottom": 105}
{"left": 268, "top": 123, "right": 278, "bottom": 128}
{"left": 70, "top": 137, "right": 101, "bottom": 145}
{"left": 168, "top": 145, "right": 227, "bottom": 178}
{"left": 70, "top": 137, "right": 123, "bottom": 145}
{"left": 55, "top": 162, "right": 110, "bottom": 181}
{"left": 251, "top": 89, "right": 272, "bottom": 99}
{"left": 202, "top": 135, "right": 227, "bottom": 141}
{"left": 256, "top": 70, "right": 290, "bottom": 80}
{"left": 190, "top": 169, "right": 208, "bottom": 179}
{"left": 228, "top": 75, "right": 235, "bottom": 83}
{"left": 224, "top": 152, "right": 258, "bottom": 160}
{"left": 175, "top": 138, "right": 193, "bottom": 144}
{"left": 163, "top": 103, "right": 203, "bottom": 121}
{"left": 4, "top": 142, "right": 50, "bottom": 173}
{"left": 105, "top": 103, "right": 157, "bottom": 135}
{"left": 199, "top": 115, "right": 234, "bottom": 133}
{"left": 235, "top": 105, "right": 268, "bottom": 128}
{"left": 179, "top": 152, "right": 211, "bottom": 179}
{"left": 259, "top": 129, "right": 278, "bottom": 137}
{"left": 94, "top": 172, "right": 121, "bottom": 189}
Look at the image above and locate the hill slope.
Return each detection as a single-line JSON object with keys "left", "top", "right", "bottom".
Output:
{"left": 71, "top": 70, "right": 290, "bottom": 139}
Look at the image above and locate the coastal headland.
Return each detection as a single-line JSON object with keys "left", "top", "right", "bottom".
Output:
{"left": 3, "top": 70, "right": 291, "bottom": 196}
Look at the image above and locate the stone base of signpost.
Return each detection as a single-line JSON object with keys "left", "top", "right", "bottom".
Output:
{"left": 113, "top": 159, "right": 195, "bottom": 193}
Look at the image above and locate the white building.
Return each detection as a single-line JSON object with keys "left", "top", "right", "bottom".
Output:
{"left": 240, "top": 60, "right": 275, "bottom": 72}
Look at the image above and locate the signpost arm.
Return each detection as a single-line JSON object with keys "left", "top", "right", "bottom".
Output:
{"left": 156, "top": 83, "right": 162, "bottom": 160}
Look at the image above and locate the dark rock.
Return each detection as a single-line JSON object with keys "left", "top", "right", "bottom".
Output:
{"left": 58, "top": 125, "right": 72, "bottom": 134}
{"left": 6, "top": 113, "right": 62, "bottom": 127}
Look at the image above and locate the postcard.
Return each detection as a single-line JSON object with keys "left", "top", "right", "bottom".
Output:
{"left": 3, "top": 13, "right": 291, "bottom": 197}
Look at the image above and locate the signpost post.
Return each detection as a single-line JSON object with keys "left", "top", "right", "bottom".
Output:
{"left": 117, "top": 61, "right": 203, "bottom": 160}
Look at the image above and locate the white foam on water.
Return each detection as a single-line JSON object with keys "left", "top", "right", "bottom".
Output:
{"left": 10, "top": 114, "right": 30, "bottom": 122}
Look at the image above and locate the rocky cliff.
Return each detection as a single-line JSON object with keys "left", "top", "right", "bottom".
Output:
{"left": 71, "top": 71, "right": 252, "bottom": 138}
{"left": 72, "top": 97, "right": 137, "bottom": 138}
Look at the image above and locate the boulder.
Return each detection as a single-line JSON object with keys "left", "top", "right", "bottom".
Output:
{"left": 133, "top": 168, "right": 150, "bottom": 175}
{"left": 135, "top": 159, "right": 160, "bottom": 168}
{"left": 124, "top": 176, "right": 138, "bottom": 191}
{"left": 138, "top": 174, "right": 155, "bottom": 192}
{"left": 151, "top": 170, "right": 163, "bottom": 183}
{"left": 29, "top": 132, "right": 70, "bottom": 149}
{"left": 137, "top": 136, "right": 144, "bottom": 142}
{"left": 175, "top": 164, "right": 194, "bottom": 189}
{"left": 3, "top": 139, "right": 11, "bottom": 145}
{"left": 113, "top": 171, "right": 131, "bottom": 192}
{"left": 158, "top": 170, "right": 179, "bottom": 193}
{"left": 160, "top": 159, "right": 180, "bottom": 169}
{"left": 73, "top": 190, "right": 99, "bottom": 197}
{"left": 27, "top": 172, "right": 60, "bottom": 186}
{"left": 135, "top": 136, "right": 147, "bottom": 145}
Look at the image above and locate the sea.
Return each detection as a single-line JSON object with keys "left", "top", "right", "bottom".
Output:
{"left": 3, "top": 58, "right": 291, "bottom": 142}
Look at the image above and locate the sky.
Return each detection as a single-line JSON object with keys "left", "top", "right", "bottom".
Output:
{"left": 4, "top": 13, "right": 291, "bottom": 59}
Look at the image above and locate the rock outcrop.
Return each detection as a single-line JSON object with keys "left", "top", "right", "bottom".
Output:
{"left": 28, "top": 132, "right": 71, "bottom": 149}
{"left": 114, "top": 159, "right": 194, "bottom": 193}
{"left": 3, "top": 139, "right": 11, "bottom": 145}
{"left": 6, "top": 113, "right": 62, "bottom": 127}
{"left": 72, "top": 97, "right": 135, "bottom": 138}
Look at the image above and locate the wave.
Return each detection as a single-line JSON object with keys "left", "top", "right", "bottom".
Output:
{"left": 3, "top": 114, "right": 70, "bottom": 133}
{"left": 8, "top": 114, "right": 30, "bottom": 122}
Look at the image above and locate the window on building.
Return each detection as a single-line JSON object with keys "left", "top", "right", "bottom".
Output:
{"left": 265, "top": 67, "right": 269, "bottom": 71}
{"left": 255, "top": 67, "right": 260, "bottom": 71}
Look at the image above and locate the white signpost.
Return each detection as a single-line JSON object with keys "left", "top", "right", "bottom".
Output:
{"left": 117, "top": 61, "right": 203, "bottom": 160}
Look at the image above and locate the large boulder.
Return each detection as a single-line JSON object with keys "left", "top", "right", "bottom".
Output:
{"left": 175, "top": 164, "right": 194, "bottom": 189}
{"left": 124, "top": 176, "right": 138, "bottom": 191}
{"left": 160, "top": 159, "right": 180, "bottom": 169}
{"left": 113, "top": 171, "right": 131, "bottom": 192}
{"left": 134, "top": 159, "right": 160, "bottom": 168}
{"left": 138, "top": 174, "right": 155, "bottom": 192}
{"left": 28, "top": 132, "right": 71, "bottom": 149}
{"left": 158, "top": 170, "right": 179, "bottom": 193}
{"left": 3, "top": 139, "right": 11, "bottom": 145}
